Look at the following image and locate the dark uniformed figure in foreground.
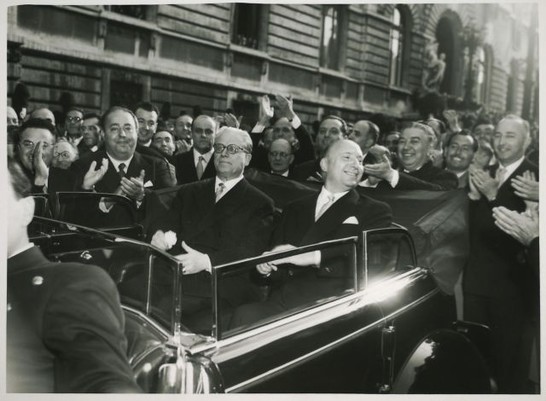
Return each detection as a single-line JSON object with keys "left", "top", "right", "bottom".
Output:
{"left": 6, "top": 157, "right": 141, "bottom": 393}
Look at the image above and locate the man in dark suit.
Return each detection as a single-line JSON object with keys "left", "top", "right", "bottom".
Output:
{"left": 231, "top": 140, "right": 392, "bottom": 326}
{"left": 249, "top": 94, "right": 315, "bottom": 171}
{"left": 361, "top": 122, "right": 458, "bottom": 190}
{"left": 6, "top": 157, "right": 140, "bottom": 393}
{"left": 174, "top": 114, "right": 217, "bottom": 184}
{"left": 71, "top": 106, "right": 174, "bottom": 226}
{"left": 267, "top": 138, "right": 297, "bottom": 178}
{"left": 292, "top": 115, "right": 349, "bottom": 182}
{"left": 134, "top": 102, "right": 177, "bottom": 187}
{"left": 78, "top": 112, "right": 103, "bottom": 156}
{"left": 150, "top": 127, "right": 275, "bottom": 318}
{"left": 445, "top": 130, "right": 478, "bottom": 189}
{"left": 464, "top": 114, "right": 538, "bottom": 393}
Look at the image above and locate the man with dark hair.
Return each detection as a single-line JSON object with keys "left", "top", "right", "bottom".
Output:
{"left": 134, "top": 101, "right": 160, "bottom": 147}
{"left": 79, "top": 112, "right": 103, "bottom": 156}
{"left": 64, "top": 107, "right": 84, "bottom": 145}
{"left": 445, "top": 130, "right": 478, "bottom": 188}
{"left": 72, "top": 106, "right": 175, "bottom": 204}
{"left": 174, "top": 114, "right": 218, "bottom": 184}
{"left": 173, "top": 113, "right": 193, "bottom": 154}
{"left": 349, "top": 120, "right": 380, "bottom": 164}
{"left": 15, "top": 118, "right": 56, "bottom": 193}
{"left": 292, "top": 115, "right": 348, "bottom": 182}
{"left": 132, "top": 102, "right": 177, "bottom": 187}
{"left": 361, "top": 122, "right": 458, "bottom": 190}
{"left": 6, "top": 157, "right": 140, "bottom": 393}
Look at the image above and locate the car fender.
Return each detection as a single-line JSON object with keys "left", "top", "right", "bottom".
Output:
{"left": 391, "top": 328, "right": 494, "bottom": 393}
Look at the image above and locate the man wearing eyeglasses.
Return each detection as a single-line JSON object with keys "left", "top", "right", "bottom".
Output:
{"left": 63, "top": 108, "right": 84, "bottom": 146}
{"left": 150, "top": 127, "right": 275, "bottom": 319}
{"left": 174, "top": 114, "right": 218, "bottom": 184}
{"left": 267, "top": 138, "right": 296, "bottom": 178}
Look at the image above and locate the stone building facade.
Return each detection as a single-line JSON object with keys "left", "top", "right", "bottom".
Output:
{"left": 6, "top": 3, "right": 539, "bottom": 127}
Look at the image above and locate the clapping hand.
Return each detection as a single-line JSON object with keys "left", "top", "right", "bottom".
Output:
{"left": 120, "top": 169, "right": 145, "bottom": 201}
{"left": 275, "top": 94, "right": 295, "bottom": 120}
{"left": 223, "top": 113, "right": 243, "bottom": 129}
{"left": 82, "top": 158, "right": 109, "bottom": 190}
{"left": 511, "top": 170, "right": 539, "bottom": 202}
{"left": 470, "top": 169, "right": 499, "bottom": 200}
{"left": 258, "top": 95, "right": 274, "bottom": 124}
{"left": 32, "top": 141, "right": 50, "bottom": 186}
{"left": 492, "top": 206, "right": 539, "bottom": 247}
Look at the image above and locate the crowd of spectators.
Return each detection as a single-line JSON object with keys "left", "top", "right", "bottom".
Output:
{"left": 6, "top": 91, "right": 540, "bottom": 393}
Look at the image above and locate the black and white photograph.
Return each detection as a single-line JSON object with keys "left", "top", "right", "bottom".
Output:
{"left": 3, "top": 0, "right": 542, "bottom": 396}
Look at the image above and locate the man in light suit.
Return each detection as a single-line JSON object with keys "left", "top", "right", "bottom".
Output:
{"left": 150, "top": 127, "right": 275, "bottom": 325}
{"left": 464, "top": 114, "right": 538, "bottom": 393}
{"left": 231, "top": 140, "right": 392, "bottom": 326}
{"left": 173, "top": 114, "right": 217, "bottom": 184}
{"left": 6, "top": 157, "right": 140, "bottom": 393}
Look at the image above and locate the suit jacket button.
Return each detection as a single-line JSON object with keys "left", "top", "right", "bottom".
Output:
{"left": 288, "top": 270, "right": 294, "bottom": 277}
{"left": 324, "top": 267, "right": 332, "bottom": 273}
{"left": 32, "top": 276, "right": 44, "bottom": 286}
{"left": 7, "top": 303, "right": 11, "bottom": 311}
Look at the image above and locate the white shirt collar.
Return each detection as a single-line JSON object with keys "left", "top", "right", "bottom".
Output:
{"left": 315, "top": 187, "right": 348, "bottom": 218}
{"left": 215, "top": 175, "right": 244, "bottom": 200}
{"left": 455, "top": 170, "right": 467, "bottom": 178}
{"left": 498, "top": 156, "right": 525, "bottom": 180}
{"left": 106, "top": 152, "right": 134, "bottom": 173}
{"left": 194, "top": 148, "right": 214, "bottom": 166}
{"left": 272, "top": 170, "right": 289, "bottom": 177}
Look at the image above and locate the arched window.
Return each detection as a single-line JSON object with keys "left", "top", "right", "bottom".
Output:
{"left": 389, "top": 6, "right": 407, "bottom": 86}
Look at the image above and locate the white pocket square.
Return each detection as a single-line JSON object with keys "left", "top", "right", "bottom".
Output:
{"left": 144, "top": 180, "right": 154, "bottom": 188}
{"left": 342, "top": 216, "right": 359, "bottom": 225}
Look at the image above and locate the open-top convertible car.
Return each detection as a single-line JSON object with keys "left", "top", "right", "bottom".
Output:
{"left": 30, "top": 212, "right": 494, "bottom": 394}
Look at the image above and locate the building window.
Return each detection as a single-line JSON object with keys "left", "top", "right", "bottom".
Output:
{"left": 389, "top": 6, "right": 405, "bottom": 86}
{"left": 320, "top": 6, "right": 342, "bottom": 70}
{"left": 105, "top": 5, "right": 147, "bottom": 20}
{"left": 232, "top": 4, "right": 262, "bottom": 49}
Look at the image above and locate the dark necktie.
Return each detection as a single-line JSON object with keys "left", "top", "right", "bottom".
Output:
{"left": 118, "top": 163, "right": 126, "bottom": 179}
